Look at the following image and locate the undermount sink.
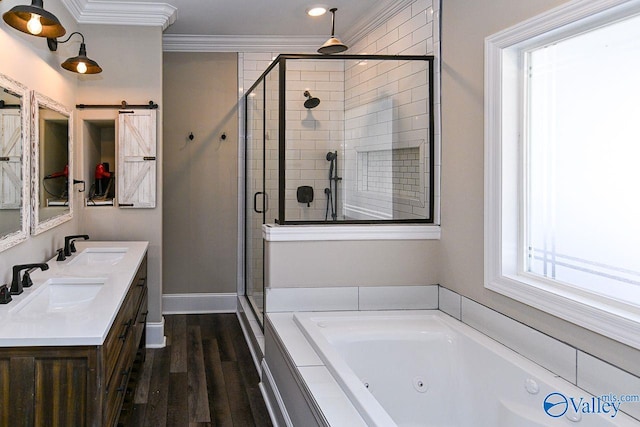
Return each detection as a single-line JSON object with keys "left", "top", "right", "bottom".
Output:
{"left": 14, "top": 278, "right": 106, "bottom": 315}
{"left": 66, "top": 248, "right": 128, "bottom": 268}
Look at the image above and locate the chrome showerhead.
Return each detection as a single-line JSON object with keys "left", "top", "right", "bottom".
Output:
{"left": 304, "top": 90, "right": 321, "bottom": 109}
{"left": 318, "top": 8, "right": 348, "bottom": 55}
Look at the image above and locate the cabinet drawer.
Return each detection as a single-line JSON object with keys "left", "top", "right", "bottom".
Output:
{"left": 104, "top": 339, "right": 136, "bottom": 427}
{"left": 134, "top": 289, "right": 148, "bottom": 349}
{"left": 103, "top": 289, "right": 135, "bottom": 383}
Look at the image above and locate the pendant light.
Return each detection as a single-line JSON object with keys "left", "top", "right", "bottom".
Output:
{"left": 317, "top": 8, "right": 348, "bottom": 55}
{"left": 2, "top": 0, "right": 66, "bottom": 38}
{"left": 48, "top": 32, "right": 102, "bottom": 74}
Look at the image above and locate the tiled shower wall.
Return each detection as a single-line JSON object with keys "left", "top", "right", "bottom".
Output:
{"left": 343, "top": 0, "right": 438, "bottom": 220}
{"left": 284, "top": 59, "right": 345, "bottom": 221}
{"left": 239, "top": 0, "right": 440, "bottom": 223}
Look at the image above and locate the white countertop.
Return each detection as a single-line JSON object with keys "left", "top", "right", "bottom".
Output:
{"left": 0, "top": 241, "right": 148, "bottom": 347}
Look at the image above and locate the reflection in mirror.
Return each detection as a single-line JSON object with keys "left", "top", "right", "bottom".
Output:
{"left": 32, "top": 92, "right": 72, "bottom": 235}
{"left": 0, "top": 73, "right": 29, "bottom": 252}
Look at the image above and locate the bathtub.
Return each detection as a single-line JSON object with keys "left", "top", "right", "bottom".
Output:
{"left": 292, "top": 311, "right": 638, "bottom": 427}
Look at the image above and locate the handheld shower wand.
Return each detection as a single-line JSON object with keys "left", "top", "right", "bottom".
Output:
{"left": 324, "top": 151, "right": 341, "bottom": 221}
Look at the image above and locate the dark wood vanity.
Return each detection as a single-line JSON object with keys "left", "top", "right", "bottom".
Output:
{"left": 0, "top": 255, "right": 148, "bottom": 426}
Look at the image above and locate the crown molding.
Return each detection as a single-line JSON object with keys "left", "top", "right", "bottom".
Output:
{"left": 61, "top": 0, "right": 177, "bottom": 30}
{"left": 162, "top": 34, "right": 326, "bottom": 53}
{"left": 342, "top": 0, "right": 414, "bottom": 47}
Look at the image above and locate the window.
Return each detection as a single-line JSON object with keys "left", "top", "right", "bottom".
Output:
{"left": 485, "top": 0, "right": 640, "bottom": 349}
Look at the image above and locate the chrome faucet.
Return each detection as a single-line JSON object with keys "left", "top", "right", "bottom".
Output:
{"left": 10, "top": 264, "right": 49, "bottom": 295}
{"left": 64, "top": 234, "right": 90, "bottom": 256}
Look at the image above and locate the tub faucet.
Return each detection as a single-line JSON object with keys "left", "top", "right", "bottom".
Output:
{"left": 10, "top": 264, "right": 49, "bottom": 295}
{"left": 64, "top": 234, "right": 90, "bottom": 256}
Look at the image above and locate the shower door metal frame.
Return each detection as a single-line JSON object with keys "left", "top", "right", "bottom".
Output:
{"left": 243, "top": 78, "right": 268, "bottom": 327}
{"left": 274, "top": 54, "right": 436, "bottom": 225}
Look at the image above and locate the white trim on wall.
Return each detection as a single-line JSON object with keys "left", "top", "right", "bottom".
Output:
{"left": 62, "top": 0, "right": 177, "bottom": 29}
{"left": 146, "top": 317, "right": 166, "bottom": 348}
{"left": 162, "top": 292, "right": 237, "bottom": 314}
{"left": 263, "top": 224, "right": 441, "bottom": 242}
{"left": 163, "top": 35, "right": 324, "bottom": 53}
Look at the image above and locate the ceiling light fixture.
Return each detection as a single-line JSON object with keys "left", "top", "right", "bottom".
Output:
{"left": 317, "top": 8, "right": 348, "bottom": 55}
{"left": 307, "top": 6, "right": 327, "bottom": 17}
{"left": 2, "top": 0, "right": 66, "bottom": 38}
{"left": 47, "top": 32, "right": 102, "bottom": 74}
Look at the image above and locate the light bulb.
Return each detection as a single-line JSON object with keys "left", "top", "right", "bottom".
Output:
{"left": 307, "top": 6, "right": 327, "bottom": 16}
{"left": 77, "top": 62, "right": 88, "bottom": 74}
{"left": 27, "top": 14, "right": 43, "bottom": 35}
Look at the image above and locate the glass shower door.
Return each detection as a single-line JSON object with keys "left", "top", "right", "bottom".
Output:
{"left": 245, "top": 79, "right": 265, "bottom": 325}
{"left": 244, "top": 61, "right": 280, "bottom": 327}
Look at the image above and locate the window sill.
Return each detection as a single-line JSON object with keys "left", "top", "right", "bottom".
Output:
{"left": 262, "top": 224, "right": 441, "bottom": 242}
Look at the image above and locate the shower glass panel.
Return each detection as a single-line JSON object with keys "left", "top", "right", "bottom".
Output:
{"left": 245, "top": 62, "right": 281, "bottom": 327}
{"left": 245, "top": 54, "right": 435, "bottom": 227}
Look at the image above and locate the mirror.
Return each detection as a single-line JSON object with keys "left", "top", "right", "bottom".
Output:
{"left": 31, "top": 91, "right": 73, "bottom": 235}
{"left": 0, "top": 73, "right": 29, "bottom": 252}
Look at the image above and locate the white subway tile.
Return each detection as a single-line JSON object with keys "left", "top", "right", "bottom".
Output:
{"left": 376, "top": 28, "right": 399, "bottom": 51}
{"left": 399, "top": 13, "right": 427, "bottom": 39}
{"left": 359, "top": 285, "right": 438, "bottom": 310}
{"left": 413, "top": 21, "right": 433, "bottom": 45}
{"left": 386, "top": 5, "right": 413, "bottom": 31}
{"left": 301, "top": 71, "right": 331, "bottom": 81}
{"left": 461, "top": 298, "right": 577, "bottom": 383}
{"left": 266, "top": 287, "right": 359, "bottom": 312}
{"left": 412, "top": 0, "right": 431, "bottom": 17}
{"left": 577, "top": 352, "right": 640, "bottom": 421}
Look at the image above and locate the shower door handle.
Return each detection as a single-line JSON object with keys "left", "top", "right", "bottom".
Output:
{"left": 253, "top": 191, "right": 265, "bottom": 214}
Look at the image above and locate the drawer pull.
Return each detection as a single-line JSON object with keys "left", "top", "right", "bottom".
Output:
{"left": 139, "top": 310, "right": 149, "bottom": 324}
{"left": 118, "top": 320, "right": 132, "bottom": 341}
{"left": 136, "top": 278, "right": 146, "bottom": 287}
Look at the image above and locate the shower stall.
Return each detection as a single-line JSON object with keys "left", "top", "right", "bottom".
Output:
{"left": 244, "top": 54, "right": 436, "bottom": 324}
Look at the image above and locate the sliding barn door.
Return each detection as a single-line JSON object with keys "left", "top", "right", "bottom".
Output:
{"left": 118, "top": 110, "right": 157, "bottom": 208}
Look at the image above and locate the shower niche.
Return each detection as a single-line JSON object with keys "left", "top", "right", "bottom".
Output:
{"left": 245, "top": 54, "right": 436, "bottom": 225}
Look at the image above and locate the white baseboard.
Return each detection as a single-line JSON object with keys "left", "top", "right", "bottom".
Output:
{"left": 162, "top": 292, "right": 237, "bottom": 314}
{"left": 146, "top": 317, "right": 166, "bottom": 348}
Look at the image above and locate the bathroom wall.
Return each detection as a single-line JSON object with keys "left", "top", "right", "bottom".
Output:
{"left": 0, "top": 5, "right": 166, "bottom": 344}
{"left": 440, "top": 0, "right": 640, "bottom": 375}
{"left": 0, "top": 1, "right": 79, "bottom": 285}
{"left": 284, "top": 59, "right": 345, "bottom": 221}
{"left": 71, "top": 25, "right": 164, "bottom": 330}
{"left": 162, "top": 52, "right": 238, "bottom": 297}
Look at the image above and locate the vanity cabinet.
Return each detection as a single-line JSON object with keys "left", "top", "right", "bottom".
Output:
{"left": 0, "top": 254, "right": 148, "bottom": 427}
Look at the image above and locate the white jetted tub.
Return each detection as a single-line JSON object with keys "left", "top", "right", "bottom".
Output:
{"left": 293, "top": 311, "right": 638, "bottom": 427}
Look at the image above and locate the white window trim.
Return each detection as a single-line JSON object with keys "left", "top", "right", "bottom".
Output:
{"left": 484, "top": 0, "right": 640, "bottom": 350}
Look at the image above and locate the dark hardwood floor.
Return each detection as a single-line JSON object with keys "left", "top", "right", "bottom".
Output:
{"left": 122, "top": 314, "right": 273, "bottom": 427}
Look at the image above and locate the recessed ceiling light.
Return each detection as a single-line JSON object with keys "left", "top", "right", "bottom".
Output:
{"left": 307, "top": 5, "right": 327, "bottom": 17}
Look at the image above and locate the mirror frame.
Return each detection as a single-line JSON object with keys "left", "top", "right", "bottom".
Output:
{"left": 0, "top": 72, "right": 30, "bottom": 252}
{"left": 31, "top": 91, "right": 73, "bottom": 235}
